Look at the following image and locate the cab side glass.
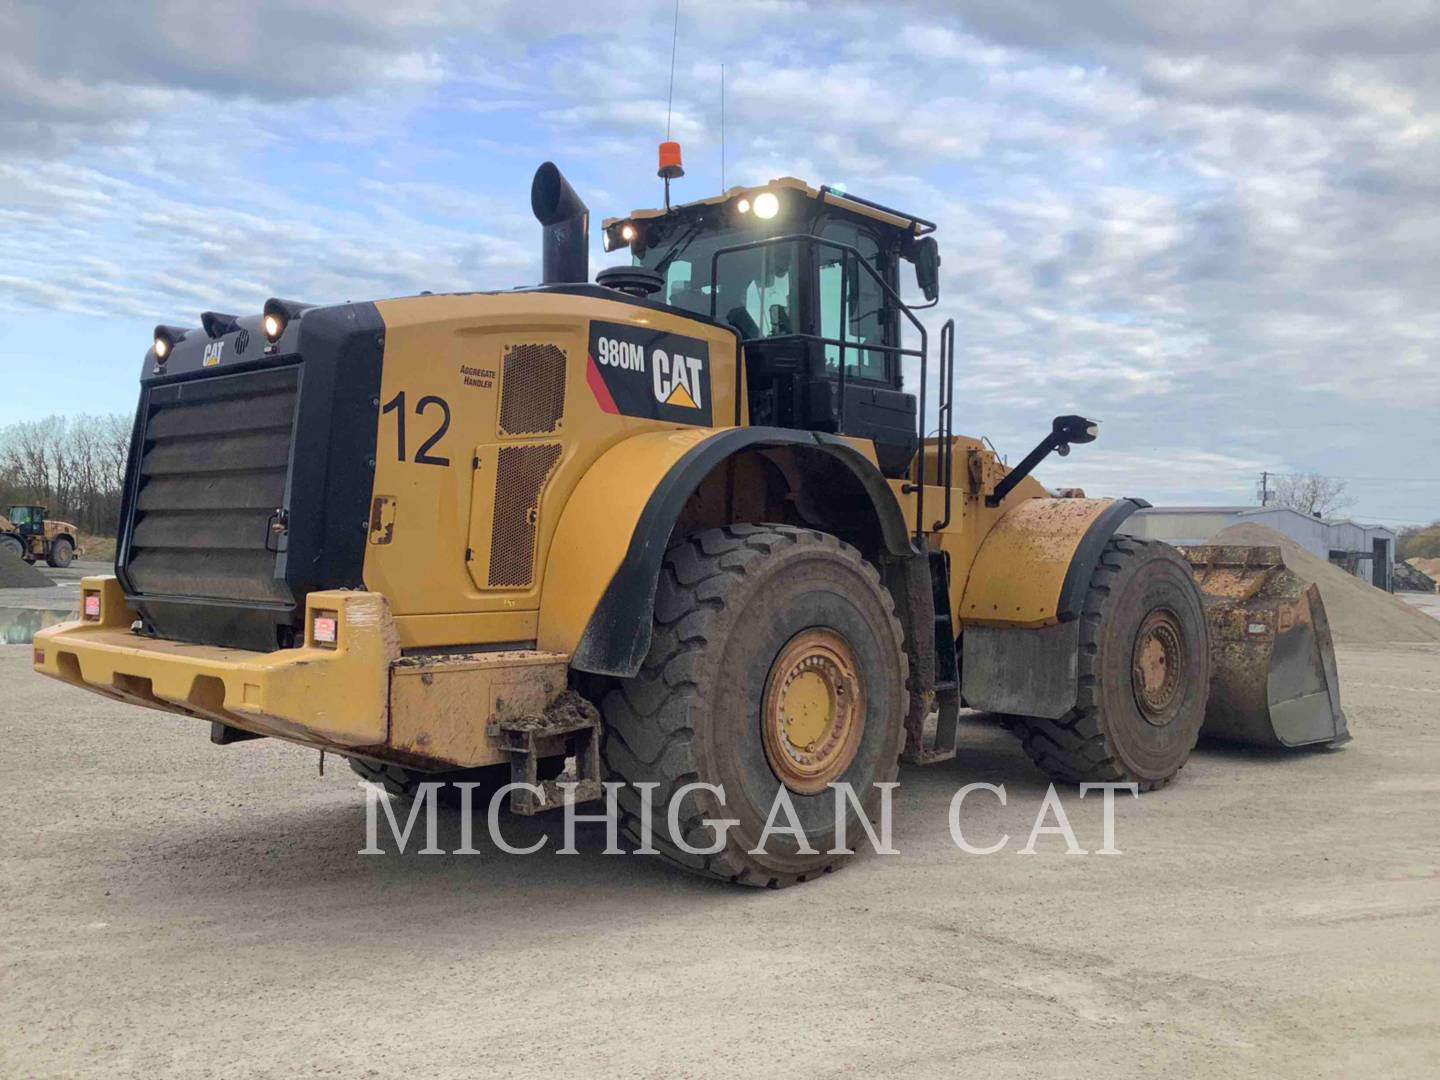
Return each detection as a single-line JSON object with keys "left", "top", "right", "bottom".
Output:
{"left": 713, "top": 242, "right": 799, "bottom": 340}
{"left": 818, "top": 222, "right": 888, "bottom": 382}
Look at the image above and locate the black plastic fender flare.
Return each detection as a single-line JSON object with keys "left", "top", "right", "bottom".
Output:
{"left": 1056, "top": 497, "right": 1151, "bottom": 621}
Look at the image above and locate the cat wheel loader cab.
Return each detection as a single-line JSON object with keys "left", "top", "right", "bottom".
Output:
{"left": 2, "top": 505, "right": 79, "bottom": 568}
{"left": 34, "top": 157, "right": 1348, "bottom": 887}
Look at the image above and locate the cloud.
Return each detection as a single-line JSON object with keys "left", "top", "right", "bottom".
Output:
{"left": 1, "top": 0, "right": 1437, "bottom": 520}
{"left": 0, "top": 158, "right": 534, "bottom": 322}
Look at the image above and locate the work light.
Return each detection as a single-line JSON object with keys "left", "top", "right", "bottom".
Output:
{"left": 262, "top": 298, "right": 312, "bottom": 343}
{"left": 604, "top": 221, "right": 640, "bottom": 252}
{"left": 152, "top": 325, "right": 189, "bottom": 362}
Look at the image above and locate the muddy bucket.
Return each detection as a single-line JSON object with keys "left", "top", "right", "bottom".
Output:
{"left": 1180, "top": 545, "right": 1350, "bottom": 749}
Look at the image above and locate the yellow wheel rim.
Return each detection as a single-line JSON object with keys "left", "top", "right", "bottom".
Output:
{"left": 1132, "top": 608, "right": 1185, "bottom": 726}
{"left": 761, "top": 629, "right": 865, "bottom": 795}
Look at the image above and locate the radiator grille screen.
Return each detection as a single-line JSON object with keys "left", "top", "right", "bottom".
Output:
{"left": 497, "top": 343, "right": 566, "bottom": 436}
{"left": 488, "top": 443, "right": 563, "bottom": 588}
{"left": 126, "top": 366, "right": 298, "bottom": 603}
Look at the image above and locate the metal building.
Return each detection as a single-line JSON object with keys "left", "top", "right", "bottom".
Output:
{"left": 1129, "top": 506, "right": 1396, "bottom": 591}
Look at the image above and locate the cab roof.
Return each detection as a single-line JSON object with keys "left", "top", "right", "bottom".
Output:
{"left": 603, "top": 177, "right": 936, "bottom": 238}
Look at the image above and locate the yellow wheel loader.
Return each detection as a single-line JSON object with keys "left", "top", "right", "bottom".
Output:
{"left": 33, "top": 160, "right": 1347, "bottom": 886}
{"left": 2, "top": 505, "right": 80, "bottom": 568}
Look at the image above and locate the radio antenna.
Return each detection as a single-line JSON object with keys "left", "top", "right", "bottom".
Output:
{"left": 665, "top": 0, "right": 680, "bottom": 141}
{"left": 659, "top": 0, "right": 683, "bottom": 209}
{"left": 720, "top": 63, "right": 726, "bottom": 191}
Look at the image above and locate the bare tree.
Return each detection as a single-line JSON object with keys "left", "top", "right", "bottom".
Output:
{"left": 1269, "top": 472, "right": 1356, "bottom": 518}
{"left": 1, "top": 418, "right": 60, "bottom": 498}
{"left": 0, "top": 413, "right": 133, "bottom": 535}
{"left": 99, "top": 414, "right": 132, "bottom": 495}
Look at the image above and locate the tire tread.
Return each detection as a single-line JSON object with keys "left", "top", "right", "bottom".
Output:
{"left": 1009, "top": 536, "right": 1200, "bottom": 793}
{"left": 601, "top": 524, "right": 907, "bottom": 888}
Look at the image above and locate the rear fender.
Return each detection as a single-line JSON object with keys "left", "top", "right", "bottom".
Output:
{"left": 539, "top": 426, "right": 914, "bottom": 677}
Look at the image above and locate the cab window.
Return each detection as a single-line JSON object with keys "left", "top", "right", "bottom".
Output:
{"left": 9, "top": 507, "right": 36, "bottom": 526}
{"left": 714, "top": 241, "right": 798, "bottom": 339}
{"left": 817, "top": 220, "right": 889, "bottom": 382}
{"left": 647, "top": 229, "right": 799, "bottom": 341}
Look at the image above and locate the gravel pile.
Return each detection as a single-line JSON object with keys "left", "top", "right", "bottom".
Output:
{"left": 1408, "top": 556, "right": 1440, "bottom": 579}
{"left": 1209, "top": 523, "right": 1440, "bottom": 645}
{"left": 0, "top": 549, "right": 53, "bottom": 589}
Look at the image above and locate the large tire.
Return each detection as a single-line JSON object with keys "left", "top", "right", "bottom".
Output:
{"left": 1009, "top": 536, "right": 1209, "bottom": 791}
{"left": 602, "top": 525, "right": 909, "bottom": 888}
{"left": 47, "top": 537, "right": 74, "bottom": 568}
{"left": 0, "top": 535, "right": 23, "bottom": 561}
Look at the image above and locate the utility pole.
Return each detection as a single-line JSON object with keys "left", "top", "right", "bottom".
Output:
{"left": 1259, "top": 471, "right": 1269, "bottom": 506}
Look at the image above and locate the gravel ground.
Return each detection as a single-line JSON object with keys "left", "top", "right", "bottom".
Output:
{"left": 1399, "top": 591, "right": 1440, "bottom": 621}
{"left": 0, "top": 560, "right": 107, "bottom": 614}
{"left": 0, "top": 562, "right": 112, "bottom": 646}
{"left": 3, "top": 642, "right": 1438, "bottom": 1078}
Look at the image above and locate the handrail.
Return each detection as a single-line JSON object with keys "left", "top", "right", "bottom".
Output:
{"left": 933, "top": 319, "right": 956, "bottom": 530}
{"left": 707, "top": 233, "right": 931, "bottom": 547}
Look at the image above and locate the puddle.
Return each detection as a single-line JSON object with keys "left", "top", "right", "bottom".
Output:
{"left": 0, "top": 608, "right": 75, "bottom": 645}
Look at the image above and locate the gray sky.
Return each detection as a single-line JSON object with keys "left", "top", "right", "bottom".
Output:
{"left": 2, "top": 0, "right": 1438, "bottom": 524}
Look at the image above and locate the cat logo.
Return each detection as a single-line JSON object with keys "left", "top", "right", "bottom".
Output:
{"left": 202, "top": 341, "right": 224, "bottom": 367}
{"left": 587, "top": 320, "right": 712, "bottom": 426}
{"left": 651, "top": 348, "right": 704, "bottom": 411}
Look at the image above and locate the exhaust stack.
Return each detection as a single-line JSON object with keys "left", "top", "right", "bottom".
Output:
{"left": 531, "top": 162, "right": 589, "bottom": 285}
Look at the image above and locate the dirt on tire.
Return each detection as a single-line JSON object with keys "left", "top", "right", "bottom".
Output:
{"left": 600, "top": 524, "right": 909, "bottom": 888}
{"left": 1008, "top": 536, "right": 1209, "bottom": 791}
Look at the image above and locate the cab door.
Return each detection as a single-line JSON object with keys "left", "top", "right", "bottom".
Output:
{"left": 812, "top": 219, "right": 917, "bottom": 477}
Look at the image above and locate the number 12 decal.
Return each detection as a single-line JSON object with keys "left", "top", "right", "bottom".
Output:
{"left": 382, "top": 391, "right": 451, "bottom": 466}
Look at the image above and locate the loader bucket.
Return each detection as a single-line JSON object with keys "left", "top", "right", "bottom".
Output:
{"left": 1180, "top": 545, "right": 1350, "bottom": 749}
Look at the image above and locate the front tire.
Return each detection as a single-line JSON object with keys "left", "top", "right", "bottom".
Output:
{"left": 1009, "top": 536, "right": 1209, "bottom": 791}
{"left": 601, "top": 525, "right": 909, "bottom": 887}
{"left": 0, "top": 536, "right": 23, "bottom": 561}
{"left": 47, "top": 538, "right": 74, "bottom": 568}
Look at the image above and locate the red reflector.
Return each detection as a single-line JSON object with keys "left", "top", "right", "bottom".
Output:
{"left": 33, "top": 648, "right": 45, "bottom": 666}
{"left": 312, "top": 614, "right": 338, "bottom": 645}
{"left": 83, "top": 593, "right": 101, "bottom": 619}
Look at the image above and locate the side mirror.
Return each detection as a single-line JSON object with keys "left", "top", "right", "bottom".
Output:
{"left": 907, "top": 236, "right": 941, "bottom": 302}
{"left": 986, "top": 415, "right": 1100, "bottom": 507}
{"left": 1050, "top": 414, "right": 1099, "bottom": 457}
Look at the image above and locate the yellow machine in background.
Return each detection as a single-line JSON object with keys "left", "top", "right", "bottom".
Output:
{"left": 2, "top": 505, "right": 80, "bottom": 567}
{"left": 34, "top": 158, "right": 1345, "bottom": 886}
